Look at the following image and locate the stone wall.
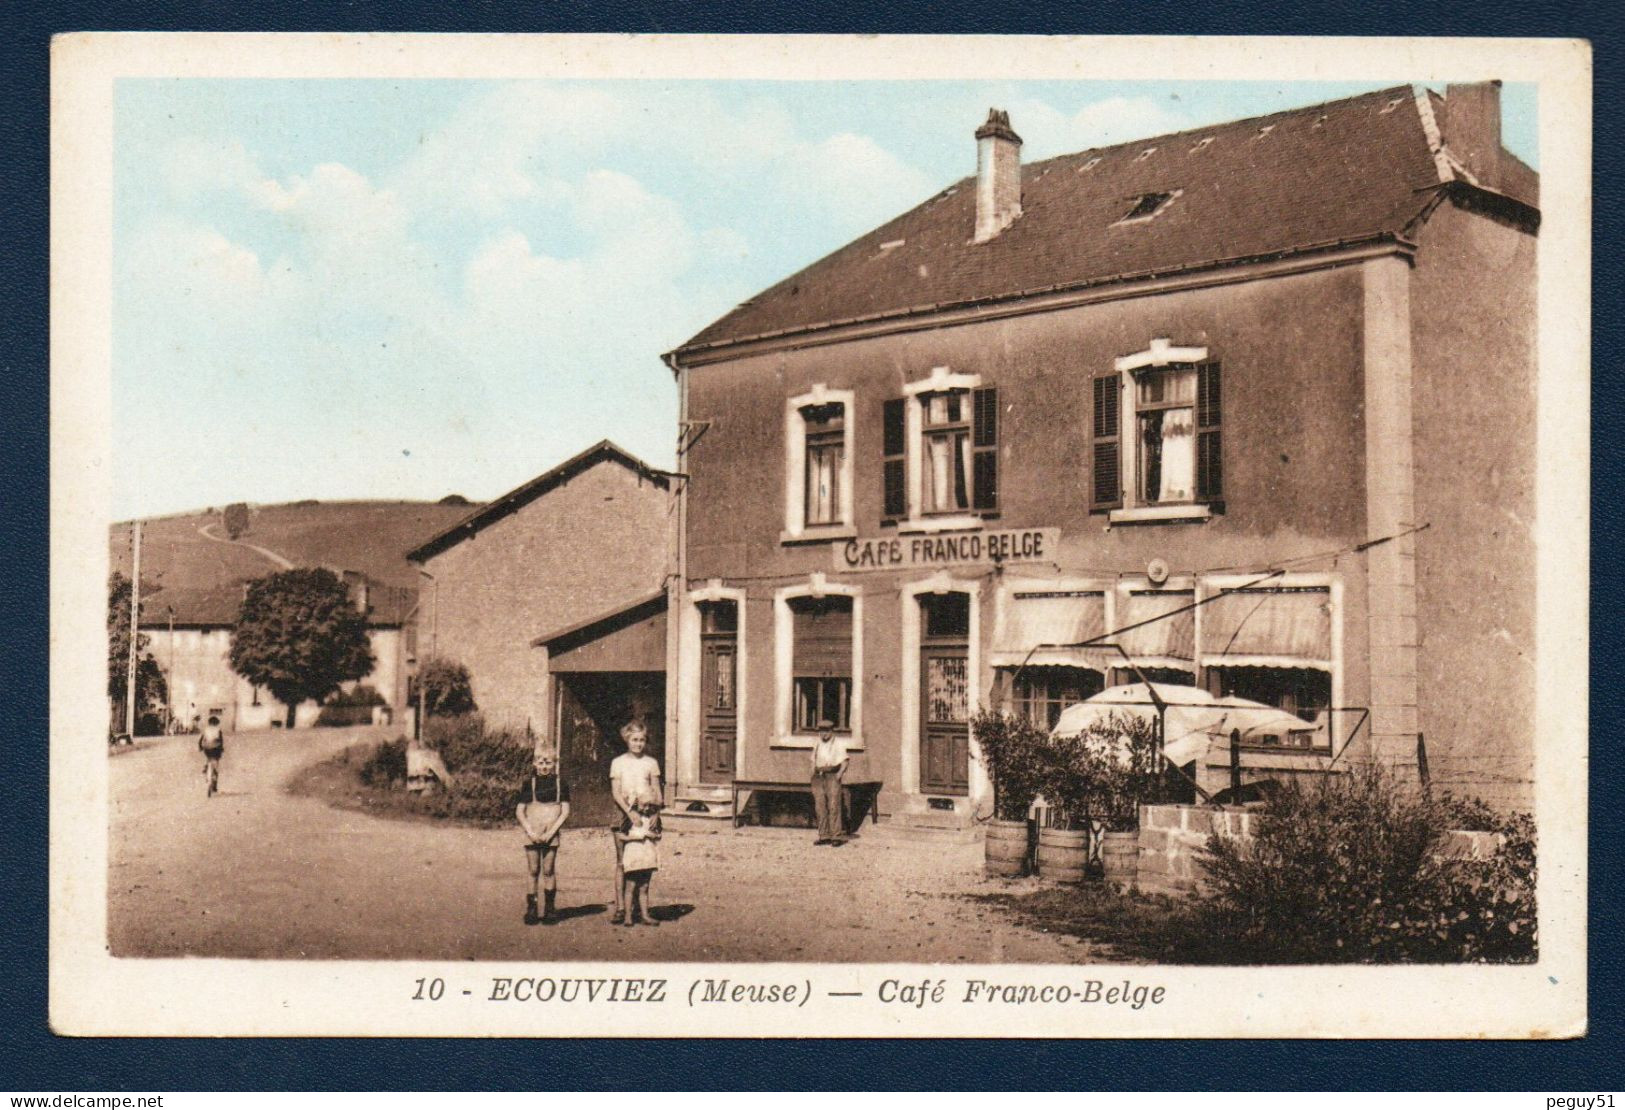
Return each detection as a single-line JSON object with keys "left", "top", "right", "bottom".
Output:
{"left": 1133, "top": 803, "right": 1505, "bottom": 898}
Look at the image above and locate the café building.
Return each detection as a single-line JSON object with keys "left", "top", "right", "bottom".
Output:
{"left": 662, "top": 85, "right": 1539, "bottom": 824}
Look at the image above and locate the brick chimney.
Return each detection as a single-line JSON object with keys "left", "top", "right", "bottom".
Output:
{"left": 973, "top": 108, "right": 1023, "bottom": 243}
{"left": 1440, "top": 81, "right": 1505, "bottom": 191}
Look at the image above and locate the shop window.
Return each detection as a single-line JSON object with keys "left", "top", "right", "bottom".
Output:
{"left": 790, "top": 596, "right": 853, "bottom": 732}
{"left": 1111, "top": 666, "right": 1197, "bottom": 689}
{"left": 1011, "top": 666, "right": 1105, "bottom": 730}
{"left": 1209, "top": 666, "right": 1331, "bottom": 748}
{"left": 802, "top": 402, "right": 845, "bottom": 527}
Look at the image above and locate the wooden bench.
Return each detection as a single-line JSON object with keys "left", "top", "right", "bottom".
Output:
{"left": 730, "top": 779, "right": 884, "bottom": 831}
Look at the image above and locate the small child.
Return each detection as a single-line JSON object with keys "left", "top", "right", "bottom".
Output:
{"left": 618, "top": 802, "right": 661, "bottom": 928}
{"left": 198, "top": 715, "right": 225, "bottom": 797}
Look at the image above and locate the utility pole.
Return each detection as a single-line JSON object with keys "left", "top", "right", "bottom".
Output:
{"left": 124, "top": 520, "right": 141, "bottom": 738}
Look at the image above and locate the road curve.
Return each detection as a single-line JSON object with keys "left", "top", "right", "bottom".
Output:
{"left": 108, "top": 727, "right": 1099, "bottom": 963}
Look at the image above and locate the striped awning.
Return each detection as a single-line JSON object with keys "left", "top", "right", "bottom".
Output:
{"left": 991, "top": 590, "right": 1114, "bottom": 669}
{"left": 1117, "top": 590, "right": 1195, "bottom": 667}
{"left": 1200, "top": 587, "right": 1332, "bottom": 669}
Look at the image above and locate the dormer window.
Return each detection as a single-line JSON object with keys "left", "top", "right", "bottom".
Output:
{"left": 1115, "top": 190, "right": 1181, "bottom": 225}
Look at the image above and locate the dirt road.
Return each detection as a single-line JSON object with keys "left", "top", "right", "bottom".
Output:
{"left": 109, "top": 727, "right": 1099, "bottom": 962}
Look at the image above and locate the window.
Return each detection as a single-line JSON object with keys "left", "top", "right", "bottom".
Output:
{"left": 1093, "top": 341, "right": 1222, "bottom": 517}
{"left": 1209, "top": 666, "right": 1331, "bottom": 749}
{"left": 784, "top": 387, "right": 854, "bottom": 539}
{"left": 802, "top": 402, "right": 845, "bottom": 526}
{"left": 790, "top": 596, "right": 853, "bottom": 732}
{"left": 885, "top": 374, "right": 998, "bottom": 524}
{"left": 1135, "top": 365, "right": 1197, "bottom": 504}
{"left": 1118, "top": 191, "right": 1177, "bottom": 222}
{"left": 1011, "top": 667, "right": 1104, "bottom": 730}
{"left": 921, "top": 391, "right": 971, "bottom": 515}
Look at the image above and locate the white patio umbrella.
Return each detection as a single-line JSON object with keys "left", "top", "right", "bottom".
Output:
{"left": 1050, "top": 682, "right": 1314, "bottom": 765}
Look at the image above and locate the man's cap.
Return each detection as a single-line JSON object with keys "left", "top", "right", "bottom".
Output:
{"left": 817, "top": 718, "right": 835, "bottom": 729}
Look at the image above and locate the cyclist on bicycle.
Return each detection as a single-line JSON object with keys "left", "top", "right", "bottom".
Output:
{"left": 198, "top": 715, "right": 225, "bottom": 797}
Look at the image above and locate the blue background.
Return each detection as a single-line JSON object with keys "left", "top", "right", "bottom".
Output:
{"left": 2, "top": 0, "right": 1619, "bottom": 1092}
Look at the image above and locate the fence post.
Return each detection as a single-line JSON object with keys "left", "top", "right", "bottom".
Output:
{"left": 1229, "top": 728, "right": 1242, "bottom": 797}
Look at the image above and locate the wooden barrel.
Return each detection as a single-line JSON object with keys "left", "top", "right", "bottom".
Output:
{"left": 1037, "top": 827, "right": 1089, "bottom": 883}
{"left": 984, "top": 819, "right": 1029, "bottom": 878}
{"left": 1100, "top": 830, "right": 1139, "bottom": 891}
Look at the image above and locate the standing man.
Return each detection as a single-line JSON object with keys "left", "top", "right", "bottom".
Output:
{"left": 608, "top": 720, "right": 663, "bottom": 926}
{"left": 810, "top": 718, "right": 849, "bottom": 846}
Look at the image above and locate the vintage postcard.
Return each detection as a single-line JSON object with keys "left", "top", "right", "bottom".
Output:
{"left": 50, "top": 33, "right": 1590, "bottom": 1037}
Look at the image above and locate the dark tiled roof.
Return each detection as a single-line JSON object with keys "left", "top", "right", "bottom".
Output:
{"left": 407, "top": 440, "right": 671, "bottom": 563}
{"left": 673, "top": 86, "right": 1507, "bottom": 357}
{"left": 137, "top": 585, "right": 244, "bottom": 627}
{"left": 139, "top": 581, "right": 415, "bottom": 628}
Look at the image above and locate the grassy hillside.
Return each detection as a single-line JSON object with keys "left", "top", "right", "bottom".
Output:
{"left": 110, "top": 500, "right": 479, "bottom": 592}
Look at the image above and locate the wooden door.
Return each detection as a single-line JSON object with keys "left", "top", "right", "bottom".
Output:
{"left": 700, "top": 634, "right": 737, "bottom": 782}
{"left": 920, "top": 643, "right": 970, "bottom": 796}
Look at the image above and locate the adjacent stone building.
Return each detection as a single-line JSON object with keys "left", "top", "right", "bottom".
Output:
{"left": 406, "top": 441, "right": 674, "bottom": 807}
{"left": 662, "top": 83, "right": 1538, "bottom": 822}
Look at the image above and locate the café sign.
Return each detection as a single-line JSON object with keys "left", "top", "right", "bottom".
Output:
{"left": 835, "top": 527, "right": 1060, "bottom": 573}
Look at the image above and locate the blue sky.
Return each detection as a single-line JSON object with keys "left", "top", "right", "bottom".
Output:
{"left": 113, "top": 79, "right": 1536, "bottom": 519}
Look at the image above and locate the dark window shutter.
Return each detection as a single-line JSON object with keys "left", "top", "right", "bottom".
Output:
{"left": 972, "top": 386, "right": 998, "bottom": 511}
{"left": 1091, "top": 373, "right": 1122, "bottom": 510}
{"left": 882, "top": 396, "right": 906, "bottom": 520}
{"left": 1196, "top": 361, "right": 1223, "bottom": 502}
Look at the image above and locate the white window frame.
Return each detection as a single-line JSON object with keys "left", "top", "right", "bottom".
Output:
{"left": 899, "top": 572, "right": 983, "bottom": 802}
{"left": 901, "top": 365, "right": 984, "bottom": 534}
{"left": 773, "top": 574, "right": 864, "bottom": 749}
{"left": 782, "top": 385, "right": 855, "bottom": 543}
{"left": 1110, "top": 338, "right": 1213, "bottom": 525}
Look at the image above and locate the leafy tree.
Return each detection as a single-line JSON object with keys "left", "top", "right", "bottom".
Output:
{"left": 223, "top": 502, "right": 250, "bottom": 539}
{"left": 417, "top": 656, "right": 477, "bottom": 718}
{"left": 229, "top": 568, "right": 375, "bottom": 728}
{"left": 107, "top": 573, "right": 168, "bottom": 734}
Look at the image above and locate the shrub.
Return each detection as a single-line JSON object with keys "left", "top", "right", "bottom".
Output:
{"left": 223, "top": 502, "right": 249, "bottom": 539}
{"left": 359, "top": 736, "right": 408, "bottom": 787}
{"left": 1195, "top": 766, "right": 1536, "bottom": 963}
{"left": 970, "top": 709, "right": 1048, "bottom": 821}
{"left": 413, "top": 713, "right": 533, "bottom": 824}
{"left": 418, "top": 657, "right": 477, "bottom": 718}
{"left": 316, "top": 684, "right": 388, "bottom": 726}
{"left": 1045, "top": 712, "right": 1179, "bottom": 831}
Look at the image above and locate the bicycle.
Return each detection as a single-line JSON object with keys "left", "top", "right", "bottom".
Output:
{"left": 202, "top": 756, "right": 220, "bottom": 797}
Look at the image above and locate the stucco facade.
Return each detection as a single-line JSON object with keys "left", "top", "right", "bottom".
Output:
{"left": 409, "top": 443, "right": 673, "bottom": 739}
{"left": 141, "top": 623, "right": 408, "bottom": 732}
{"left": 665, "top": 84, "right": 1538, "bottom": 821}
